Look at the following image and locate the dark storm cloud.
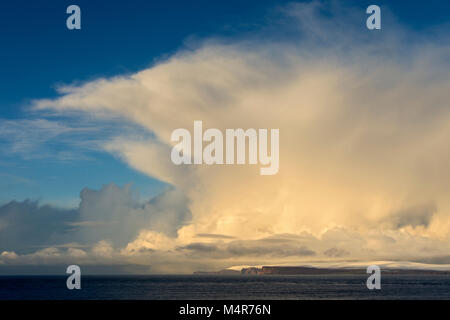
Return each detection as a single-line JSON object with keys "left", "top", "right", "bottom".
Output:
{"left": 415, "top": 256, "right": 450, "bottom": 264}
{"left": 196, "top": 233, "right": 236, "bottom": 239}
{"left": 0, "top": 200, "right": 78, "bottom": 253}
{"left": 387, "top": 203, "right": 436, "bottom": 229}
{"left": 179, "top": 243, "right": 219, "bottom": 253}
{"left": 323, "top": 247, "right": 350, "bottom": 258}
{"left": 227, "top": 241, "right": 315, "bottom": 257}
{"left": 178, "top": 238, "right": 316, "bottom": 258}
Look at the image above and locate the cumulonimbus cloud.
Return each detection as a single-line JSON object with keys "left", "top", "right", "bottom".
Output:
{"left": 3, "top": 1, "right": 450, "bottom": 273}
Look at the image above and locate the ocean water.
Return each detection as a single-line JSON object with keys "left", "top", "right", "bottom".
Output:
{"left": 0, "top": 274, "right": 449, "bottom": 300}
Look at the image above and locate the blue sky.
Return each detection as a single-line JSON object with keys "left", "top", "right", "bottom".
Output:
{"left": 1, "top": 0, "right": 450, "bottom": 205}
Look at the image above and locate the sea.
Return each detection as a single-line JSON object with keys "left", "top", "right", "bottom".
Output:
{"left": 0, "top": 274, "right": 449, "bottom": 300}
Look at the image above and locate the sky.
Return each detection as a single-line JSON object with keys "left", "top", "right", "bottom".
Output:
{"left": 1, "top": 0, "right": 450, "bottom": 274}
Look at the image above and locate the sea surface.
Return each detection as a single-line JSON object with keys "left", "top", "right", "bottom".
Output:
{"left": 0, "top": 275, "right": 449, "bottom": 300}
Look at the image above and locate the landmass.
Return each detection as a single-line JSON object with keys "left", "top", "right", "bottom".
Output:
{"left": 194, "top": 265, "right": 450, "bottom": 275}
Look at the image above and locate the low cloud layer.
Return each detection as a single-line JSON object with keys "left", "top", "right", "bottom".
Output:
{"left": 0, "top": 200, "right": 78, "bottom": 253}
{"left": 0, "top": 183, "right": 190, "bottom": 254}
{"left": 386, "top": 203, "right": 436, "bottom": 229}
{"left": 2, "top": 1, "right": 450, "bottom": 273}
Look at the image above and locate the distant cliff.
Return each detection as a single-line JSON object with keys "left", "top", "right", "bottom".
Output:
{"left": 193, "top": 269, "right": 240, "bottom": 275}
{"left": 260, "top": 266, "right": 357, "bottom": 275}
{"left": 240, "top": 266, "right": 362, "bottom": 275}
{"left": 241, "top": 267, "right": 263, "bottom": 275}
{"left": 259, "top": 266, "right": 450, "bottom": 275}
{"left": 194, "top": 266, "right": 450, "bottom": 275}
